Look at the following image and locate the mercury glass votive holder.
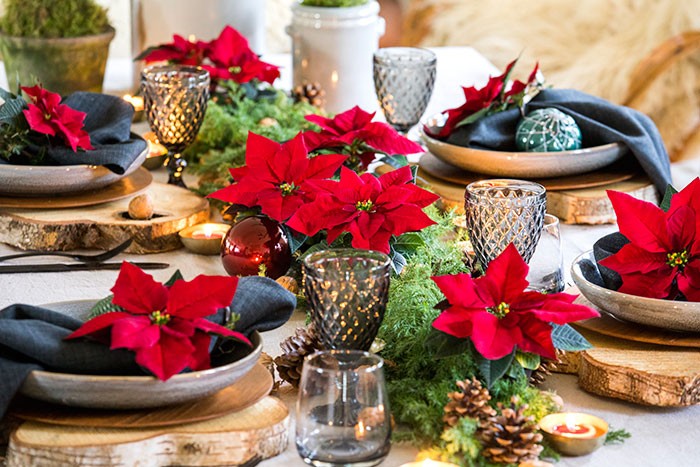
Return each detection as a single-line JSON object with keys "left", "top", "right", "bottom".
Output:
{"left": 303, "top": 249, "right": 391, "bottom": 351}
{"left": 464, "top": 179, "right": 547, "bottom": 267}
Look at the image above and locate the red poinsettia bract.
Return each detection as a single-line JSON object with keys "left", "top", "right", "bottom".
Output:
{"left": 66, "top": 262, "right": 251, "bottom": 381}
{"left": 304, "top": 106, "right": 423, "bottom": 168}
{"left": 204, "top": 26, "right": 280, "bottom": 84}
{"left": 208, "top": 132, "right": 346, "bottom": 223}
{"left": 286, "top": 166, "right": 439, "bottom": 254}
{"left": 599, "top": 178, "right": 700, "bottom": 301}
{"left": 432, "top": 244, "right": 598, "bottom": 360}
{"left": 22, "top": 85, "right": 93, "bottom": 152}
{"left": 427, "top": 59, "right": 540, "bottom": 139}
{"left": 140, "top": 34, "right": 208, "bottom": 66}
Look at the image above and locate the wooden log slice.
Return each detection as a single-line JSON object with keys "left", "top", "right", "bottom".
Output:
{"left": 6, "top": 396, "right": 289, "bottom": 467}
{"left": 0, "top": 182, "right": 209, "bottom": 254}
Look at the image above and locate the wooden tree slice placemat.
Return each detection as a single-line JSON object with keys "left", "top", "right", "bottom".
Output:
{"left": 6, "top": 396, "right": 289, "bottom": 467}
{"left": 0, "top": 181, "right": 209, "bottom": 253}
{"left": 9, "top": 364, "right": 273, "bottom": 429}
{"left": 419, "top": 151, "right": 637, "bottom": 191}
{"left": 0, "top": 168, "right": 153, "bottom": 209}
{"left": 574, "top": 298, "right": 700, "bottom": 348}
{"left": 376, "top": 163, "right": 658, "bottom": 224}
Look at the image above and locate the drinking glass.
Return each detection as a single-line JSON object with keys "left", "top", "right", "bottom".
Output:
{"left": 373, "top": 47, "right": 437, "bottom": 133}
{"left": 296, "top": 350, "right": 391, "bottom": 467}
{"left": 141, "top": 65, "right": 210, "bottom": 188}
{"left": 526, "top": 214, "right": 565, "bottom": 293}
{"left": 303, "top": 249, "right": 391, "bottom": 351}
{"left": 464, "top": 179, "right": 547, "bottom": 267}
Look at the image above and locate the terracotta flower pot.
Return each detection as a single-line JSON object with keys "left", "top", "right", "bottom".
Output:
{"left": 0, "top": 26, "right": 115, "bottom": 94}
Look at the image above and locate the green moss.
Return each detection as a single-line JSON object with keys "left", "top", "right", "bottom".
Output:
{"left": 0, "top": 0, "right": 110, "bottom": 38}
{"left": 301, "top": 0, "right": 369, "bottom": 6}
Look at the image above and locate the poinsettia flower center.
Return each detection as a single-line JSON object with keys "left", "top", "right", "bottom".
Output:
{"left": 43, "top": 112, "right": 52, "bottom": 121}
{"left": 666, "top": 250, "right": 689, "bottom": 270}
{"left": 356, "top": 199, "right": 374, "bottom": 212}
{"left": 487, "top": 301, "right": 511, "bottom": 319}
{"left": 279, "top": 182, "right": 298, "bottom": 196}
{"left": 150, "top": 310, "right": 171, "bottom": 325}
{"left": 228, "top": 66, "right": 242, "bottom": 74}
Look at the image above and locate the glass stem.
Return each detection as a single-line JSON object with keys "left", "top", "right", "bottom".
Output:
{"left": 166, "top": 151, "right": 187, "bottom": 188}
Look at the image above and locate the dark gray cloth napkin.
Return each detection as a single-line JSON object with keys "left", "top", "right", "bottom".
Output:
{"left": 592, "top": 232, "right": 629, "bottom": 291}
{"left": 0, "top": 276, "right": 296, "bottom": 419}
{"left": 0, "top": 92, "right": 148, "bottom": 174}
{"left": 446, "top": 88, "right": 672, "bottom": 195}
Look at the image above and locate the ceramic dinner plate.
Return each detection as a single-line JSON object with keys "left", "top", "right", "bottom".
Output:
{"left": 20, "top": 300, "right": 262, "bottom": 409}
{"left": 0, "top": 147, "right": 147, "bottom": 196}
{"left": 421, "top": 113, "right": 627, "bottom": 178}
{"left": 571, "top": 250, "right": 700, "bottom": 333}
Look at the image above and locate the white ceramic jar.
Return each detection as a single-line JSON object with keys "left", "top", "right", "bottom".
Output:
{"left": 288, "top": 1, "right": 385, "bottom": 114}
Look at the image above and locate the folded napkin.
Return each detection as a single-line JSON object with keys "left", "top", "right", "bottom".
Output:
{"left": 446, "top": 89, "right": 672, "bottom": 195}
{"left": 0, "top": 92, "right": 148, "bottom": 174}
{"left": 0, "top": 276, "right": 296, "bottom": 420}
{"left": 592, "top": 232, "right": 629, "bottom": 291}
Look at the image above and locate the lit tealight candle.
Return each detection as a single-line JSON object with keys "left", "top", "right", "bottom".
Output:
{"left": 123, "top": 94, "right": 144, "bottom": 112}
{"left": 179, "top": 223, "right": 231, "bottom": 255}
{"left": 539, "top": 412, "right": 608, "bottom": 456}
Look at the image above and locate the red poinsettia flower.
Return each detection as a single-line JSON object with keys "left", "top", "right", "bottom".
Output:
{"left": 22, "top": 85, "right": 93, "bottom": 152}
{"left": 208, "top": 132, "right": 346, "bottom": 222}
{"left": 427, "top": 59, "right": 540, "bottom": 139}
{"left": 66, "top": 262, "right": 251, "bottom": 381}
{"left": 286, "top": 166, "right": 439, "bottom": 253}
{"left": 303, "top": 106, "right": 423, "bottom": 168}
{"left": 432, "top": 244, "right": 599, "bottom": 360}
{"left": 139, "top": 34, "right": 208, "bottom": 66}
{"left": 203, "top": 26, "right": 280, "bottom": 84}
{"left": 599, "top": 178, "right": 700, "bottom": 301}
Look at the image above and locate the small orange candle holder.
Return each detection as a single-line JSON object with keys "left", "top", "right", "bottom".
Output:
{"left": 179, "top": 223, "right": 231, "bottom": 255}
{"left": 123, "top": 94, "right": 145, "bottom": 121}
{"left": 142, "top": 132, "right": 168, "bottom": 170}
{"left": 539, "top": 412, "right": 609, "bottom": 456}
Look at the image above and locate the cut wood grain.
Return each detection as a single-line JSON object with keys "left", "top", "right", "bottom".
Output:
{"left": 0, "top": 182, "right": 209, "bottom": 254}
{"left": 6, "top": 396, "right": 289, "bottom": 467}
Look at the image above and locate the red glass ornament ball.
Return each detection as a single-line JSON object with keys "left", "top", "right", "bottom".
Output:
{"left": 220, "top": 216, "right": 292, "bottom": 279}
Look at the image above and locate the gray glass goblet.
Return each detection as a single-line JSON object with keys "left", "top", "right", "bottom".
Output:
{"left": 303, "top": 249, "right": 391, "bottom": 351}
{"left": 373, "top": 47, "right": 437, "bottom": 133}
{"left": 141, "top": 65, "right": 210, "bottom": 188}
{"left": 464, "top": 179, "right": 547, "bottom": 267}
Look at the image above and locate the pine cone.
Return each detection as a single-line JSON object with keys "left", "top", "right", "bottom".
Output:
{"left": 291, "top": 81, "right": 325, "bottom": 109}
{"left": 274, "top": 326, "right": 322, "bottom": 387}
{"left": 443, "top": 377, "right": 497, "bottom": 427}
{"left": 529, "top": 357, "right": 560, "bottom": 385}
{"left": 480, "top": 397, "right": 543, "bottom": 465}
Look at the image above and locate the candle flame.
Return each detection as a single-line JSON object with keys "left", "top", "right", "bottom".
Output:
{"left": 201, "top": 223, "right": 215, "bottom": 238}
{"left": 565, "top": 413, "right": 578, "bottom": 431}
{"left": 188, "top": 34, "right": 197, "bottom": 43}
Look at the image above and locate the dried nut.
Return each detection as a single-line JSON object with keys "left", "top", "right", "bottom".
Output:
{"left": 259, "top": 117, "right": 278, "bottom": 127}
{"left": 128, "top": 194, "right": 154, "bottom": 220}
{"left": 276, "top": 275, "right": 299, "bottom": 294}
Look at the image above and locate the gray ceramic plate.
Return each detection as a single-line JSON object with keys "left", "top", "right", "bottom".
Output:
{"left": 0, "top": 147, "right": 147, "bottom": 196}
{"left": 571, "top": 250, "right": 700, "bottom": 332}
{"left": 421, "top": 113, "right": 626, "bottom": 178}
{"left": 20, "top": 300, "right": 262, "bottom": 409}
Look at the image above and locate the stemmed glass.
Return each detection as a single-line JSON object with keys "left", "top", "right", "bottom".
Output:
{"left": 141, "top": 65, "right": 210, "bottom": 188}
{"left": 373, "top": 47, "right": 437, "bottom": 134}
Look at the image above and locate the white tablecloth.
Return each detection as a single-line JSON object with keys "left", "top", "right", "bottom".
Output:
{"left": 1, "top": 47, "right": 700, "bottom": 467}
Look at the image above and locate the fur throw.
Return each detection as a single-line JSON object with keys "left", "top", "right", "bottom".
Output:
{"left": 404, "top": 0, "right": 700, "bottom": 160}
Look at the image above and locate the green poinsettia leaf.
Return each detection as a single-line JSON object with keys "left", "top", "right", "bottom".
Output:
{"left": 515, "top": 351, "right": 541, "bottom": 370}
{"left": 660, "top": 185, "right": 678, "bottom": 212}
{"left": 0, "top": 91, "right": 27, "bottom": 125}
{"left": 506, "top": 359, "right": 527, "bottom": 379}
{"left": 87, "top": 294, "right": 124, "bottom": 319}
{"left": 551, "top": 323, "right": 592, "bottom": 351}
{"left": 164, "top": 270, "right": 184, "bottom": 287}
{"left": 282, "top": 225, "right": 308, "bottom": 254}
{"left": 424, "top": 327, "right": 471, "bottom": 359}
{"left": 455, "top": 106, "right": 492, "bottom": 129}
{"left": 476, "top": 349, "right": 516, "bottom": 388}
{"left": 381, "top": 154, "right": 409, "bottom": 170}
{"left": 392, "top": 232, "right": 426, "bottom": 257}
{"left": 390, "top": 249, "right": 407, "bottom": 275}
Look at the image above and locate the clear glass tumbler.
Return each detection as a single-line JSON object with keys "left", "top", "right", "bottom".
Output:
{"left": 526, "top": 214, "right": 565, "bottom": 293}
{"left": 464, "top": 179, "right": 547, "bottom": 267}
{"left": 141, "top": 65, "right": 210, "bottom": 187}
{"left": 373, "top": 47, "right": 437, "bottom": 133}
{"left": 296, "top": 350, "right": 391, "bottom": 467}
{"left": 303, "top": 249, "right": 391, "bottom": 351}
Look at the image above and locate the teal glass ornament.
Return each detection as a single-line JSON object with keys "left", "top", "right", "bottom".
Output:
{"left": 515, "top": 108, "right": 582, "bottom": 152}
